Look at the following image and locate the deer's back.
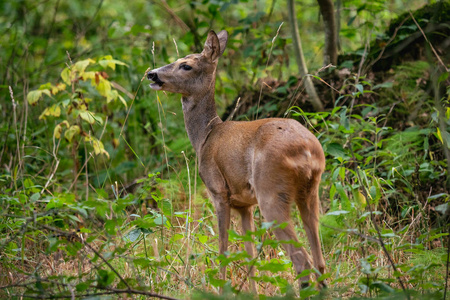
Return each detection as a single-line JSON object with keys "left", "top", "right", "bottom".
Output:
{"left": 198, "top": 118, "right": 325, "bottom": 207}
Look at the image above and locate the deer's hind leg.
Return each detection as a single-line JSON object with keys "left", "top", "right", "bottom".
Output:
{"left": 295, "top": 172, "right": 326, "bottom": 285}
{"left": 255, "top": 187, "right": 314, "bottom": 286}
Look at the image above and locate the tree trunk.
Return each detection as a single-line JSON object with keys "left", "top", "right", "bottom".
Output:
{"left": 317, "top": 0, "right": 338, "bottom": 66}
{"left": 287, "top": 0, "right": 324, "bottom": 111}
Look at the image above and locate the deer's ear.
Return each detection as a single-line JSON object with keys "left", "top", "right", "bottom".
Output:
{"left": 202, "top": 30, "right": 221, "bottom": 62}
{"left": 216, "top": 30, "right": 228, "bottom": 57}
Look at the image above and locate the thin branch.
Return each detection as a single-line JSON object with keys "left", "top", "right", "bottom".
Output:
{"left": 409, "top": 11, "right": 449, "bottom": 72}
{"left": 236, "top": 241, "right": 264, "bottom": 294}
{"left": 39, "top": 224, "right": 131, "bottom": 290}
{"left": 364, "top": 16, "right": 410, "bottom": 74}
{"left": 321, "top": 223, "right": 383, "bottom": 244}
{"left": 255, "top": 22, "right": 283, "bottom": 120}
{"left": 154, "top": 0, "right": 189, "bottom": 33}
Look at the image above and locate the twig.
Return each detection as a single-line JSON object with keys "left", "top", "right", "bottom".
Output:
{"left": 154, "top": 0, "right": 189, "bottom": 32}
{"left": 226, "top": 97, "right": 241, "bottom": 121}
{"left": 40, "top": 159, "right": 60, "bottom": 194}
{"left": 10, "top": 86, "right": 21, "bottom": 190}
{"left": 236, "top": 240, "right": 264, "bottom": 294}
{"left": 39, "top": 224, "right": 132, "bottom": 290}
{"left": 409, "top": 11, "right": 449, "bottom": 72}
{"left": 365, "top": 16, "right": 410, "bottom": 73}
{"left": 68, "top": 152, "right": 93, "bottom": 192}
{"left": 321, "top": 223, "right": 382, "bottom": 244}
{"left": 181, "top": 151, "right": 192, "bottom": 280}
{"left": 255, "top": 22, "right": 283, "bottom": 120}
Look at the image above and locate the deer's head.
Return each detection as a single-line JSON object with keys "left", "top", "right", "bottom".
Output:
{"left": 147, "top": 30, "right": 228, "bottom": 97}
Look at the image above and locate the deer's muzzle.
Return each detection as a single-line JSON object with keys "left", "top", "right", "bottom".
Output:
{"left": 147, "top": 71, "right": 164, "bottom": 90}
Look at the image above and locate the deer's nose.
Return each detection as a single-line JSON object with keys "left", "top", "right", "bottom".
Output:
{"left": 147, "top": 72, "right": 158, "bottom": 81}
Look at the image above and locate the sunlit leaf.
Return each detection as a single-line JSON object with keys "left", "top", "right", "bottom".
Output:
{"left": 98, "top": 57, "right": 128, "bottom": 70}
{"left": 51, "top": 83, "right": 66, "bottom": 94}
{"left": 79, "top": 111, "right": 95, "bottom": 124}
{"left": 39, "top": 104, "right": 61, "bottom": 120}
{"left": 27, "top": 89, "right": 51, "bottom": 105}
{"left": 73, "top": 58, "right": 95, "bottom": 74}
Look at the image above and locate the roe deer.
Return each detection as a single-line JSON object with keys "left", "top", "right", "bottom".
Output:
{"left": 147, "top": 30, "right": 326, "bottom": 292}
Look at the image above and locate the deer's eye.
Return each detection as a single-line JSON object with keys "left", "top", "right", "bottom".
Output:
{"left": 180, "top": 64, "right": 192, "bottom": 71}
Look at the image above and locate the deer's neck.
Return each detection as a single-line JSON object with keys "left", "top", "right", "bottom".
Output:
{"left": 181, "top": 89, "right": 222, "bottom": 153}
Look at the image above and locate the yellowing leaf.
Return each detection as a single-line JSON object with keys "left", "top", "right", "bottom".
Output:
{"left": 27, "top": 89, "right": 51, "bottom": 105}
{"left": 64, "top": 125, "right": 80, "bottom": 142}
{"left": 79, "top": 111, "right": 95, "bottom": 124}
{"left": 39, "top": 105, "right": 61, "bottom": 120}
{"left": 118, "top": 95, "right": 127, "bottom": 108}
{"left": 54, "top": 120, "right": 70, "bottom": 139}
{"left": 61, "top": 68, "right": 72, "bottom": 85}
{"left": 112, "top": 138, "right": 119, "bottom": 148}
{"left": 73, "top": 58, "right": 95, "bottom": 74}
{"left": 83, "top": 71, "right": 96, "bottom": 81}
{"left": 54, "top": 124, "right": 62, "bottom": 139}
{"left": 436, "top": 127, "right": 443, "bottom": 144}
{"left": 106, "top": 89, "right": 118, "bottom": 103}
{"left": 51, "top": 83, "right": 66, "bottom": 94}
{"left": 27, "top": 90, "right": 43, "bottom": 105}
{"left": 85, "top": 136, "right": 109, "bottom": 158}
{"left": 98, "top": 59, "right": 128, "bottom": 70}
{"left": 96, "top": 77, "right": 111, "bottom": 97}
{"left": 353, "top": 189, "right": 367, "bottom": 209}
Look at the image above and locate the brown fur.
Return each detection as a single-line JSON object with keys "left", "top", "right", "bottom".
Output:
{"left": 147, "top": 30, "right": 326, "bottom": 292}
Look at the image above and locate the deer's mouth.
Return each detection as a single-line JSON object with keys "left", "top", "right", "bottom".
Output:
{"left": 150, "top": 81, "right": 164, "bottom": 90}
{"left": 147, "top": 72, "right": 165, "bottom": 90}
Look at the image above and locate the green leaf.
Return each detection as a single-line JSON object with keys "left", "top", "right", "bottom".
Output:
{"left": 97, "top": 269, "right": 115, "bottom": 288}
{"left": 161, "top": 198, "right": 172, "bottom": 216}
{"left": 373, "top": 81, "right": 393, "bottom": 90}
{"left": 133, "top": 257, "right": 151, "bottom": 268}
{"left": 105, "top": 220, "right": 117, "bottom": 235}
{"left": 435, "top": 203, "right": 449, "bottom": 215}
{"left": 171, "top": 233, "right": 184, "bottom": 242}
{"left": 197, "top": 234, "right": 208, "bottom": 244}
{"left": 64, "top": 125, "right": 80, "bottom": 142}
{"left": 75, "top": 282, "right": 90, "bottom": 292}
{"left": 326, "top": 143, "right": 348, "bottom": 159}
{"left": 79, "top": 111, "right": 95, "bottom": 124}
{"left": 326, "top": 210, "right": 350, "bottom": 216}
{"left": 125, "top": 228, "right": 142, "bottom": 242}
{"left": 371, "top": 281, "right": 395, "bottom": 293}
{"left": 257, "top": 259, "right": 290, "bottom": 273}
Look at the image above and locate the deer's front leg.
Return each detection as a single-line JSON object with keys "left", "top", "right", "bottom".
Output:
{"left": 237, "top": 206, "right": 257, "bottom": 293}
{"left": 210, "top": 192, "right": 231, "bottom": 283}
